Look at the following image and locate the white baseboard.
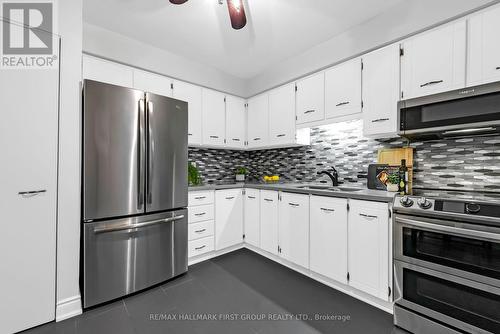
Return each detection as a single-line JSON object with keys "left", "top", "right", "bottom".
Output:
{"left": 56, "top": 295, "right": 82, "bottom": 322}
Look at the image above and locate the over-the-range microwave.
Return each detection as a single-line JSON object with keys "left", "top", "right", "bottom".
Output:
{"left": 398, "top": 81, "right": 500, "bottom": 140}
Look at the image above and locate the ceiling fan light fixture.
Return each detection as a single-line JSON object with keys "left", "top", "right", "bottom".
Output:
{"left": 227, "top": 0, "right": 247, "bottom": 30}
{"left": 169, "top": 0, "right": 188, "bottom": 4}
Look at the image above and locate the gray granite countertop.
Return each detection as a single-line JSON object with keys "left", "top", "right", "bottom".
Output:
{"left": 189, "top": 182, "right": 396, "bottom": 203}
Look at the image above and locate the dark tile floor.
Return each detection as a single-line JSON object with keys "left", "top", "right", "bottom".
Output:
{"left": 23, "top": 249, "right": 402, "bottom": 334}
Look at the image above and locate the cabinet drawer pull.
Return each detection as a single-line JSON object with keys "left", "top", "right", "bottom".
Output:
{"left": 253, "top": 137, "right": 261, "bottom": 141}
{"left": 248, "top": 196, "right": 256, "bottom": 199}
{"left": 210, "top": 135, "right": 219, "bottom": 138}
{"left": 371, "top": 118, "right": 390, "bottom": 123}
{"left": 304, "top": 109, "right": 315, "bottom": 114}
{"left": 194, "top": 196, "right": 206, "bottom": 200}
{"left": 18, "top": 189, "right": 46, "bottom": 197}
{"left": 496, "top": 67, "right": 500, "bottom": 70}
{"left": 188, "top": 133, "right": 193, "bottom": 136}
{"left": 264, "top": 198, "right": 273, "bottom": 202}
{"left": 320, "top": 207, "right": 335, "bottom": 212}
{"left": 225, "top": 196, "right": 235, "bottom": 200}
{"left": 195, "top": 245, "right": 206, "bottom": 250}
{"left": 335, "top": 101, "right": 350, "bottom": 107}
{"left": 420, "top": 80, "right": 443, "bottom": 88}
{"left": 195, "top": 229, "right": 206, "bottom": 233}
{"left": 194, "top": 212, "right": 206, "bottom": 216}
{"left": 276, "top": 134, "right": 286, "bottom": 137}
{"left": 359, "top": 213, "right": 378, "bottom": 219}
{"left": 288, "top": 202, "right": 300, "bottom": 207}
{"left": 232, "top": 138, "right": 240, "bottom": 141}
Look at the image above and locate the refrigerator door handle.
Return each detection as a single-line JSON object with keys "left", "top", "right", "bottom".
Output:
{"left": 138, "top": 98, "right": 146, "bottom": 210}
{"left": 147, "top": 100, "right": 154, "bottom": 205}
{"left": 93, "top": 214, "right": 185, "bottom": 234}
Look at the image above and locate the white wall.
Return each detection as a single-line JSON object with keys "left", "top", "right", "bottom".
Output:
{"left": 83, "top": 23, "right": 248, "bottom": 97}
{"left": 246, "top": 0, "right": 498, "bottom": 96}
{"left": 56, "top": 0, "right": 83, "bottom": 321}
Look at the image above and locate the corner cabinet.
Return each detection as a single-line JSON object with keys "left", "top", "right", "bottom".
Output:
{"left": 244, "top": 189, "right": 260, "bottom": 247}
{"left": 296, "top": 72, "right": 325, "bottom": 124}
{"left": 278, "top": 193, "right": 310, "bottom": 268}
{"left": 348, "top": 200, "right": 390, "bottom": 301}
{"left": 325, "top": 58, "right": 362, "bottom": 120}
{"left": 215, "top": 189, "right": 244, "bottom": 250}
{"left": 259, "top": 190, "right": 279, "bottom": 255}
{"left": 247, "top": 93, "right": 269, "bottom": 149}
{"left": 467, "top": 4, "right": 500, "bottom": 87}
{"left": 225, "top": 95, "right": 246, "bottom": 149}
{"left": 310, "top": 196, "right": 348, "bottom": 284}
{"left": 202, "top": 89, "right": 226, "bottom": 147}
{"left": 401, "top": 20, "right": 466, "bottom": 99}
{"left": 171, "top": 80, "right": 203, "bottom": 146}
{"left": 362, "top": 44, "right": 400, "bottom": 138}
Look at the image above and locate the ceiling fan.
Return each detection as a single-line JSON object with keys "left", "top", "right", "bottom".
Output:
{"left": 169, "top": 0, "right": 247, "bottom": 30}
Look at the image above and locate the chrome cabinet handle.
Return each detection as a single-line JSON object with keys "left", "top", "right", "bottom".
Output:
{"left": 195, "top": 245, "right": 206, "bottom": 250}
{"left": 253, "top": 137, "right": 261, "bottom": 141}
{"left": 264, "top": 198, "right": 273, "bottom": 202}
{"left": 335, "top": 101, "right": 350, "bottom": 107}
{"left": 195, "top": 229, "right": 206, "bottom": 233}
{"left": 188, "top": 133, "right": 193, "bottom": 136}
{"left": 94, "top": 215, "right": 185, "bottom": 234}
{"left": 194, "top": 196, "right": 206, "bottom": 200}
{"left": 18, "top": 189, "right": 46, "bottom": 197}
{"left": 226, "top": 196, "right": 235, "bottom": 200}
{"left": 304, "top": 110, "right": 315, "bottom": 114}
{"left": 371, "top": 118, "right": 390, "bottom": 123}
{"left": 147, "top": 101, "right": 154, "bottom": 205}
{"left": 232, "top": 138, "right": 240, "bottom": 141}
{"left": 248, "top": 196, "right": 256, "bottom": 199}
{"left": 210, "top": 135, "right": 219, "bottom": 139}
{"left": 138, "top": 99, "right": 146, "bottom": 209}
{"left": 276, "top": 134, "right": 286, "bottom": 137}
{"left": 194, "top": 212, "right": 206, "bottom": 216}
{"left": 320, "top": 207, "right": 335, "bottom": 212}
{"left": 359, "top": 213, "right": 378, "bottom": 219}
{"left": 496, "top": 67, "right": 500, "bottom": 70}
{"left": 420, "top": 80, "right": 443, "bottom": 88}
{"left": 288, "top": 202, "right": 300, "bottom": 207}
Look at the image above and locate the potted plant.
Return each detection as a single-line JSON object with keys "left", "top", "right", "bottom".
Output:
{"left": 188, "top": 162, "right": 202, "bottom": 186}
{"left": 235, "top": 167, "right": 247, "bottom": 182}
{"left": 386, "top": 173, "right": 400, "bottom": 192}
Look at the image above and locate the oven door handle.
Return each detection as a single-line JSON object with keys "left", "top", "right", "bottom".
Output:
{"left": 395, "top": 216, "right": 500, "bottom": 242}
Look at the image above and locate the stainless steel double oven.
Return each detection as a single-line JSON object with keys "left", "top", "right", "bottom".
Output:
{"left": 393, "top": 197, "right": 500, "bottom": 334}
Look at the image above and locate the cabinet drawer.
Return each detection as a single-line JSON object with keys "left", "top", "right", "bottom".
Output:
{"left": 188, "top": 205, "right": 214, "bottom": 223}
{"left": 188, "top": 237, "right": 214, "bottom": 258}
{"left": 188, "top": 220, "right": 214, "bottom": 241}
{"left": 188, "top": 191, "right": 214, "bottom": 206}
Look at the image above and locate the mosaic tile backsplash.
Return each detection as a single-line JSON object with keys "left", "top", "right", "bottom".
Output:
{"left": 189, "top": 119, "right": 500, "bottom": 193}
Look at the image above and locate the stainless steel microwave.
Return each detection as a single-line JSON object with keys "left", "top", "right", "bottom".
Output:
{"left": 398, "top": 81, "right": 500, "bottom": 140}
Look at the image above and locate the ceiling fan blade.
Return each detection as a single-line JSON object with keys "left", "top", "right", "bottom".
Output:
{"left": 227, "top": 0, "right": 247, "bottom": 30}
{"left": 169, "top": 0, "right": 188, "bottom": 4}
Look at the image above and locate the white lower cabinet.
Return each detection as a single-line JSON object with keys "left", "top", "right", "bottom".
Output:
{"left": 278, "top": 193, "right": 310, "bottom": 268}
{"left": 189, "top": 237, "right": 215, "bottom": 258}
{"left": 260, "top": 190, "right": 279, "bottom": 255}
{"left": 215, "top": 189, "right": 244, "bottom": 250}
{"left": 244, "top": 189, "right": 260, "bottom": 247}
{"left": 188, "top": 190, "right": 215, "bottom": 258}
{"left": 348, "top": 200, "right": 390, "bottom": 301}
{"left": 310, "top": 196, "right": 348, "bottom": 284}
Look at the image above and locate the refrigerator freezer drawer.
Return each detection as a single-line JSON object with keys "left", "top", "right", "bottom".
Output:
{"left": 83, "top": 210, "right": 188, "bottom": 308}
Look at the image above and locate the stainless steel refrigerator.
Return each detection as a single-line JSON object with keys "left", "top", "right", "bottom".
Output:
{"left": 82, "top": 80, "right": 188, "bottom": 308}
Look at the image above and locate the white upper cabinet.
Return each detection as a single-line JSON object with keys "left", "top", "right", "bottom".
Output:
{"left": 468, "top": 5, "right": 500, "bottom": 87}
{"left": 401, "top": 20, "right": 466, "bottom": 99}
{"left": 202, "top": 88, "right": 226, "bottom": 147}
{"left": 247, "top": 93, "right": 269, "bottom": 149}
{"left": 260, "top": 190, "right": 279, "bottom": 255}
{"left": 269, "top": 83, "right": 296, "bottom": 146}
{"left": 362, "top": 44, "right": 401, "bottom": 138}
{"left": 296, "top": 72, "right": 325, "bottom": 124}
{"left": 278, "top": 193, "right": 310, "bottom": 268}
{"left": 172, "top": 80, "right": 203, "bottom": 146}
{"left": 83, "top": 55, "right": 133, "bottom": 88}
{"left": 348, "top": 200, "right": 390, "bottom": 301}
{"left": 215, "top": 189, "right": 244, "bottom": 250}
{"left": 325, "top": 58, "right": 362, "bottom": 119}
{"left": 225, "top": 95, "right": 246, "bottom": 149}
{"left": 244, "top": 189, "right": 260, "bottom": 248}
{"left": 133, "top": 70, "right": 172, "bottom": 97}
{"left": 310, "top": 196, "right": 348, "bottom": 284}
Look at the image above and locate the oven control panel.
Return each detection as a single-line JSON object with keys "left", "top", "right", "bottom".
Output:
{"left": 395, "top": 196, "right": 436, "bottom": 211}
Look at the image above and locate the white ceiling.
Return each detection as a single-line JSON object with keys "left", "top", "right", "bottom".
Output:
{"left": 83, "top": 0, "right": 405, "bottom": 79}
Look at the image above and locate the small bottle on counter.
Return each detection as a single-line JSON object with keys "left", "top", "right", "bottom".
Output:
{"left": 399, "top": 159, "right": 409, "bottom": 195}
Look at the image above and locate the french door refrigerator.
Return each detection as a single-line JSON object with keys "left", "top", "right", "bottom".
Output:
{"left": 82, "top": 80, "right": 188, "bottom": 308}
